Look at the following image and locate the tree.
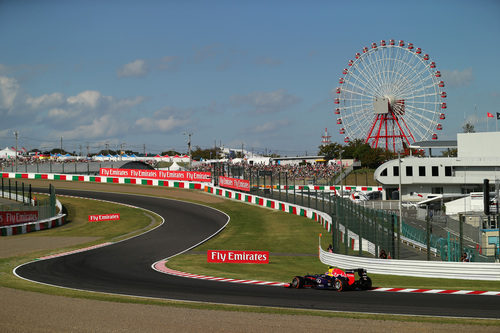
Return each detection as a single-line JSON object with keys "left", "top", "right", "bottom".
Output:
{"left": 161, "top": 150, "right": 181, "bottom": 156}
{"left": 50, "top": 148, "right": 69, "bottom": 155}
{"left": 98, "top": 149, "right": 118, "bottom": 155}
{"left": 441, "top": 148, "right": 458, "bottom": 157}
{"left": 318, "top": 139, "right": 397, "bottom": 169}
{"left": 190, "top": 146, "right": 218, "bottom": 160}
{"left": 318, "top": 142, "right": 343, "bottom": 161}
{"left": 462, "top": 122, "right": 475, "bottom": 133}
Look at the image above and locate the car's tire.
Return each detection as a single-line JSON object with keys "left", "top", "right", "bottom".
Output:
{"left": 291, "top": 276, "right": 304, "bottom": 289}
{"left": 360, "top": 276, "right": 372, "bottom": 290}
{"left": 334, "top": 279, "right": 344, "bottom": 292}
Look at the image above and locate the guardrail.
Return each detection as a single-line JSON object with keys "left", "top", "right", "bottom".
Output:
{"left": 319, "top": 243, "right": 500, "bottom": 281}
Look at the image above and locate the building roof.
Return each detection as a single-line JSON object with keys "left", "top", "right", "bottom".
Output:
{"left": 409, "top": 140, "right": 457, "bottom": 149}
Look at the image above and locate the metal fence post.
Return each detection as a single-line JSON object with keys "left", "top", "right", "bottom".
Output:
{"left": 315, "top": 190, "right": 318, "bottom": 210}
{"left": 426, "top": 206, "right": 431, "bottom": 261}
{"left": 285, "top": 172, "right": 288, "bottom": 202}
{"left": 392, "top": 214, "right": 396, "bottom": 258}
{"left": 293, "top": 182, "right": 296, "bottom": 204}
{"left": 278, "top": 171, "right": 281, "bottom": 201}
{"left": 270, "top": 173, "right": 273, "bottom": 199}
{"left": 359, "top": 205, "right": 363, "bottom": 256}
{"left": 343, "top": 198, "right": 348, "bottom": 254}
{"left": 459, "top": 213, "right": 464, "bottom": 260}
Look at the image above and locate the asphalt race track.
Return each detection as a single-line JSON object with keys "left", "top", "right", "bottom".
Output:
{"left": 15, "top": 188, "right": 500, "bottom": 319}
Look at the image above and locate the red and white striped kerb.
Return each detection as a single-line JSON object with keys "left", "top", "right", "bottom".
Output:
{"left": 371, "top": 287, "right": 500, "bottom": 296}
{"left": 153, "top": 260, "right": 288, "bottom": 287}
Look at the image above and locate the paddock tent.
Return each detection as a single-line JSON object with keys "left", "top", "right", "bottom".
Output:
{"left": 0, "top": 147, "right": 17, "bottom": 159}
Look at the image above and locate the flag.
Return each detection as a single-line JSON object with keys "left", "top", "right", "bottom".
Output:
{"left": 487, "top": 112, "right": 494, "bottom": 118}
{"left": 497, "top": 112, "right": 500, "bottom": 120}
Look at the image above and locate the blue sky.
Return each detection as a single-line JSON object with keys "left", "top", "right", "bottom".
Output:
{"left": 0, "top": 0, "right": 499, "bottom": 155}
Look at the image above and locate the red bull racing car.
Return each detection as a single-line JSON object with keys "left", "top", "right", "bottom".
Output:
{"left": 289, "top": 267, "right": 372, "bottom": 291}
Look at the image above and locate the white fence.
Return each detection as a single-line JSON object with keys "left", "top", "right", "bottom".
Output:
{"left": 319, "top": 245, "right": 500, "bottom": 281}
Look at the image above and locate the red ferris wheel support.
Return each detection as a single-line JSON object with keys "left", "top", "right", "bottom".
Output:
{"left": 365, "top": 98, "right": 416, "bottom": 151}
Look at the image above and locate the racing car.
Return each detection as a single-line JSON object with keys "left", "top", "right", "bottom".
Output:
{"left": 289, "top": 267, "right": 372, "bottom": 291}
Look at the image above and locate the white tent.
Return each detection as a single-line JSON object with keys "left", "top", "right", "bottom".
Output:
{"left": 169, "top": 162, "right": 184, "bottom": 171}
{"left": 0, "top": 147, "right": 17, "bottom": 159}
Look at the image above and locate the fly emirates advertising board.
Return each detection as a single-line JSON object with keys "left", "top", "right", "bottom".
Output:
{"left": 100, "top": 168, "right": 211, "bottom": 182}
{"left": 207, "top": 250, "right": 269, "bottom": 264}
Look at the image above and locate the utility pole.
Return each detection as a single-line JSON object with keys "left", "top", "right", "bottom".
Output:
{"left": 79, "top": 145, "right": 82, "bottom": 157}
{"left": 86, "top": 143, "right": 90, "bottom": 157}
{"left": 143, "top": 144, "right": 146, "bottom": 156}
{"left": 60, "top": 136, "right": 63, "bottom": 154}
{"left": 14, "top": 131, "right": 18, "bottom": 172}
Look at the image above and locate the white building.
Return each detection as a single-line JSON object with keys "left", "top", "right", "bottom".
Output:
{"left": 374, "top": 132, "right": 500, "bottom": 203}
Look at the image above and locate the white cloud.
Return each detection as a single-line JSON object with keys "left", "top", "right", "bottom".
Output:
{"left": 117, "top": 59, "right": 148, "bottom": 78}
{"left": 67, "top": 90, "right": 102, "bottom": 109}
{"left": 441, "top": 68, "right": 473, "bottom": 87}
{"left": 253, "top": 119, "right": 291, "bottom": 133}
{"left": 0, "top": 76, "right": 19, "bottom": 110}
{"left": 159, "top": 56, "right": 181, "bottom": 71}
{"left": 47, "top": 108, "right": 71, "bottom": 118}
{"left": 26, "top": 92, "right": 64, "bottom": 109}
{"left": 57, "top": 114, "right": 126, "bottom": 140}
{"left": 135, "top": 115, "right": 188, "bottom": 132}
{"left": 230, "top": 89, "right": 301, "bottom": 114}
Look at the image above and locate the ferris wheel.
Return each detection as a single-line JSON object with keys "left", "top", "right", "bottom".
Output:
{"left": 334, "top": 39, "right": 446, "bottom": 151}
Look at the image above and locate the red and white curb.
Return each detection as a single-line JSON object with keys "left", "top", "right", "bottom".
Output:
{"left": 371, "top": 287, "right": 500, "bottom": 296}
{"left": 38, "top": 243, "right": 112, "bottom": 260}
{"left": 154, "top": 260, "right": 500, "bottom": 295}
{"left": 153, "top": 260, "right": 289, "bottom": 287}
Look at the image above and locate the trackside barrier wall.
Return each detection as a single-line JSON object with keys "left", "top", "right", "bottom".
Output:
{"left": 3, "top": 172, "right": 499, "bottom": 279}
{"left": 0, "top": 198, "right": 65, "bottom": 236}
{"left": 319, "top": 245, "right": 500, "bottom": 281}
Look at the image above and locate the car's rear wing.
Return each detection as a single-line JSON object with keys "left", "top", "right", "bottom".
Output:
{"left": 345, "top": 268, "right": 367, "bottom": 276}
